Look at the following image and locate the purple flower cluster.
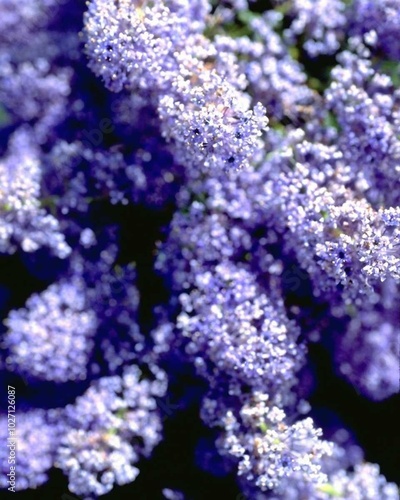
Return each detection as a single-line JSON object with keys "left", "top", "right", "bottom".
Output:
{"left": 0, "top": 408, "right": 63, "bottom": 490}
{"left": 0, "top": 0, "right": 399, "bottom": 499}
{"left": 325, "top": 44, "right": 400, "bottom": 207}
{"left": 209, "top": 393, "right": 334, "bottom": 494}
{"left": 334, "top": 278, "right": 400, "bottom": 401}
{"left": 350, "top": 0, "right": 400, "bottom": 60}
{"left": 84, "top": 0, "right": 268, "bottom": 172}
{"left": 177, "top": 261, "right": 305, "bottom": 403}
{"left": 56, "top": 364, "right": 167, "bottom": 498}
{"left": 0, "top": 128, "right": 71, "bottom": 257}
{"left": 0, "top": 0, "right": 65, "bottom": 43}
{"left": 0, "top": 58, "right": 72, "bottom": 144}
{"left": 4, "top": 277, "right": 97, "bottom": 382}
{"left": 283, "top": 0, "right": 348, "bottom": 57}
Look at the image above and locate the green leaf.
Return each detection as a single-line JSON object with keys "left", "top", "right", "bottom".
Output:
{"left": 317, "top": 483, "right": 342, "bottom": 497}
{"left": 320, "top": 209, "right": 329, "bottom": 221}
{"left": 289, "top": 46, "right": 300, "bottom": 61}
{"left": 237, "top": 10, "right": 259, "bottom": 27}
{"left": 116, "top": 408, "right": 127, "bottom": 419}
{"left": 0, "top": 104, "right": 10, "bottom": 127}
{"left": 323, "top": 111, "right": 340, "bottom": 131}
{"left": 379, "top": 60, "right": 400, "bottom": 87}
{"left": 275, "top": 1, "right": 292, "bottom": 16}
{"left": 1, "top": 203, "right": 12, "bottom": 212}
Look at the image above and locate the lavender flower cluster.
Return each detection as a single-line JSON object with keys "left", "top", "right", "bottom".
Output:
{"left": 0, "top": 0, "right": 399, "bottom": 499}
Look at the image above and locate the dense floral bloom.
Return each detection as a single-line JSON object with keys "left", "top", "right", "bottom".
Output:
{"left": 256, "top": 137, "right": 400, "bottom": 300}
{"left": 350, "top": 0, "right": 400, "bottom": 60}
{"left": 334, "top": 278, "right": 400, "bottom": 400}
{"left": 56, "top": 365, "right": 167, "bottom": 499}
{"left": 327, "top": 463, "right": 400, "bottom": 500}
{"left": 0, "top": 128, "right": 71, "bottom": 257}
{"left": 214, "top": 393, "right": 334, "bottom": 493}
{"left": 0, "top": 0, "right": 64, "bottom": 43}
{"left": 0, "top": 409, "right": 63, "bottom": 490}
{"left": 325, "top": 44, "right": 400, "bottom": 208}
{"left": 0, "top": 0, "right": 399, "bottom": 498}
{"left": 284, "top": 0, "right": 348, "bottom": 57}
{"left": 0, "top": 58, "right": 72, "bottom": 143}
{"left": 84, "top": 0, "right": 269, "bottom": 172}
{"left": 3, "top": 278, "right": 96, "bottom": 382}
{"left": 177, "top": 261, "right": 305, "bottom": 402}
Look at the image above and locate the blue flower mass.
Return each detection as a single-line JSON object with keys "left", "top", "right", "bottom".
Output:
{"left": 0, "top": 1, "right": 399, "bottom": 499}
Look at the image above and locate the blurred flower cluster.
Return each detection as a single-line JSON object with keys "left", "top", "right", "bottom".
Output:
{"left": 0, "top": 1, "right": 399, "bottom": 499}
